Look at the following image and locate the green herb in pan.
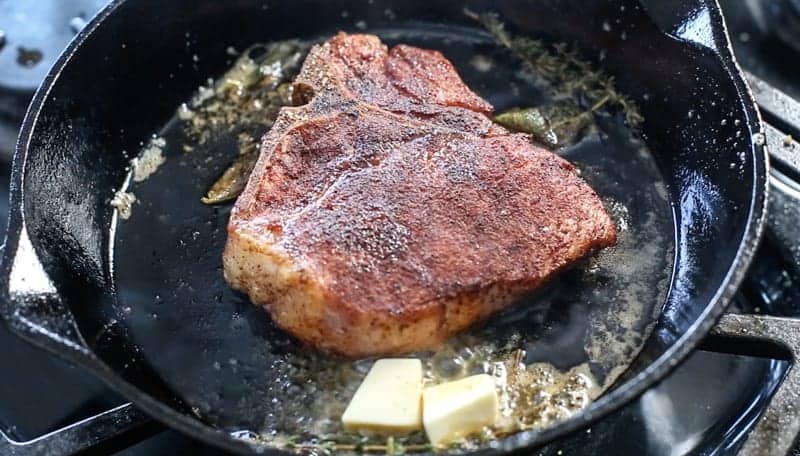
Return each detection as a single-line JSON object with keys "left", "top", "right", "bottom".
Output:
{"left": 494, "top": 107, "right": 557, "bottom": 146}
{"left": 540, "top": 100, "right": 594, "bottom": 144}
{"left": 494, "top": 100, "right": 592, "bottom": 147}
{"left": 184, "top": 41, "right": 309, "bottom": 205}
{"left": 470, "top": 11, "right": 643, "bottom": 137}
{"left": 201, "top": 134, "right": 260, "bottom": 204}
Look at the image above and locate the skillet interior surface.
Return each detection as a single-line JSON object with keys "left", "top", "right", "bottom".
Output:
{"left": 1, "top": 0, "right": 767, "bottom": 453}
{"left": 112, "top": 23, "right": 673, "bottom": 440}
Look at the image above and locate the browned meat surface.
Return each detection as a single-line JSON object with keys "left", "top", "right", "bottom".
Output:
{"left": 223, "top": 32, "right": 617, "bottom": 357}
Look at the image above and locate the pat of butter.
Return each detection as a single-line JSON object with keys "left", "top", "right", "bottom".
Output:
{"left": 422, "top": 374, "right": 499, "bottom": 446}
{"left": 341, "top": 358, "right": 423, "bottom": 433}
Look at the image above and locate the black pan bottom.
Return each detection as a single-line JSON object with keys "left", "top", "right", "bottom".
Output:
{"left": 113, "top": 23, "right": 674, "bottom": 440}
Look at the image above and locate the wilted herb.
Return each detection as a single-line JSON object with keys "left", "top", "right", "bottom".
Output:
{"left": 285, "top": 435, "right": 301, "bottom": 449}
{"left": 320, "top": 441, "right": 338, "bottom": 455}
{"left": 181, "top": 41, "right": 309, "bottom": 204}
{"left": 494, "top": 101, "right": 593, "bottom": 147}
{"left": 468, "top": 10, "right": 643, "bottom": 145}
{"left": 543, "top": 100, "right": 595, "bottom": 140}
{"left": 201, "top": 133, "right": 260, "bottom": 204}
{"left": 494, "top": 107, "right": 557, "bottom": 146}
{"left": 274, "top": 432, "right": 434, "bottom": 454}
{"left": 283, "top": 441, "right": 429, "bottom": 454}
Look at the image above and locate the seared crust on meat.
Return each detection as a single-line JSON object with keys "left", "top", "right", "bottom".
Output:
{"left": 223, "top": 33, "right": 616, "bottom": 357}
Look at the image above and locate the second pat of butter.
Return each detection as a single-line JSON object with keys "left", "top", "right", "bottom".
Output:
{"left": 341, "top": 358, "right": 423, "bottom": 433}
{"left": 422, "top": 374, "right": 499, "bottom": 446}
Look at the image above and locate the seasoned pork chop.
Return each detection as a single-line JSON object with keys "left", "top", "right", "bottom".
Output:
{"left": 223, "top": 33, "right": 616, "bottom": 357}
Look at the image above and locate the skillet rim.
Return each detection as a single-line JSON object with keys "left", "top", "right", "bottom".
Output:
{"left": 0, "top": 0, "right": 769, "bottom": 453}
{"left": 496, "top": 0, "right": 770, "bottom": 450}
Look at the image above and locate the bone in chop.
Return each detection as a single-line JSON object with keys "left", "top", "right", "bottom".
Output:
{"left": 223, "top": 33, "right": 617, "bottom": 357}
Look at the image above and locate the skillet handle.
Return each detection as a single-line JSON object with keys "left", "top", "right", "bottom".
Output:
{"left": 0, "top": 222, "right": 94, "bottom": 360}
{"left": 0, "top": 225, "right": 157, "bottom": 454}
{"left": 0, "top": 403, "right": 156, "bottom": 455}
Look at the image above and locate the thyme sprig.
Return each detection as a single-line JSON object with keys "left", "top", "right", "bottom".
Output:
{"left": 469, "top": 11, "right": 643, "bottom": 130}
{"left": 284, "top": 436, "right": 434, "bottom": 455}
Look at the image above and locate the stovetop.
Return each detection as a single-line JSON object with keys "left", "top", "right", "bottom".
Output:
{"left": 0, "top": 1, "right": 798, "bottom": 455}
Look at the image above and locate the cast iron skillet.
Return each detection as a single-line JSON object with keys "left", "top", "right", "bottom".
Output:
{"left": 0, "top": 0, "right": 768, "bottom": 454}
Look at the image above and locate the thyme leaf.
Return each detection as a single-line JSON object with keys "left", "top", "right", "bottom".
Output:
{"left": 474, "top": 11, "right": 643, "bottom": 139}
